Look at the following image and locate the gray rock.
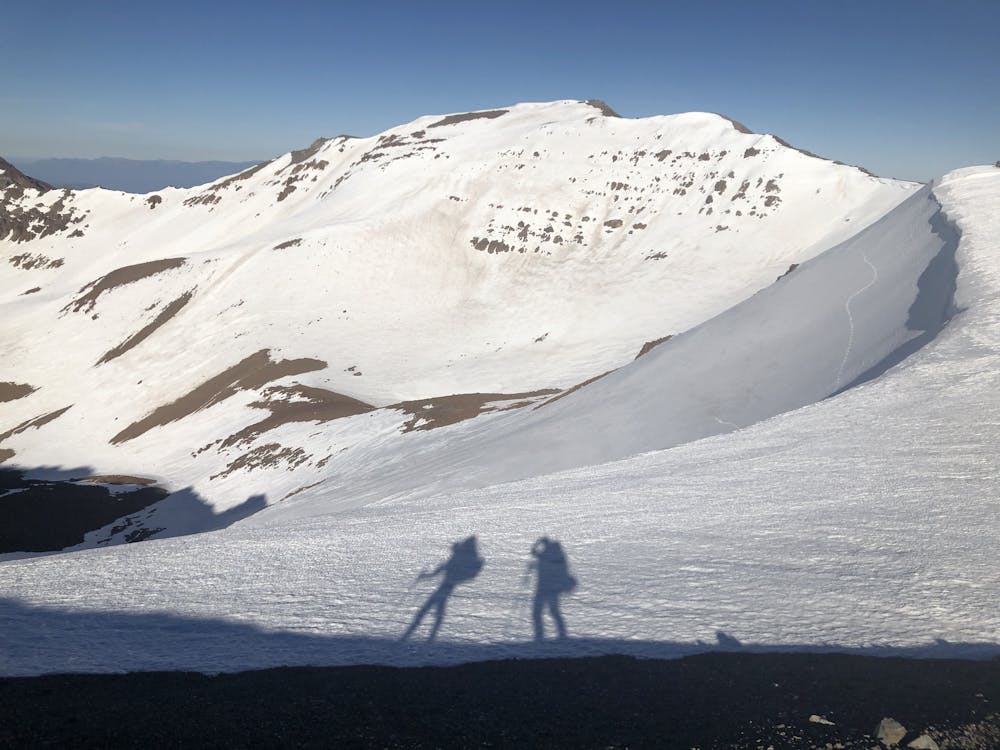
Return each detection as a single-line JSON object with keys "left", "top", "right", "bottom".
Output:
{"left": 876, "top": 717, "right": 907, "bottom": 746}
{"left": 907, "top": 735, "right": 939, "bottom": 750}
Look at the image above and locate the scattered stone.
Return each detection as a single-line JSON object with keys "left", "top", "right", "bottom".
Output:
{"left": 809, "top": 714, "right": 835, "bottom": 725}
{"left": 876, "top": 717, "right": 907, "bottom": 746}
{"left": 907, "top": 735, "right": 939, "bottom": 750}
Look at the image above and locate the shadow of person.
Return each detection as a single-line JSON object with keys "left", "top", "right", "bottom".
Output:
{"left": 401, "top": 535, "right": 484, "bottom": 642}
{"left": 527, "top": 536, "right": 576, "bottom": 641}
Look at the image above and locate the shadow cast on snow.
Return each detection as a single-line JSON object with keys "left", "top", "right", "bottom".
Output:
{"left": 0, "top": 464, "right": 268, "bottom": 559}
{"left": 834, "top": 201, "right": 962, "bottom": 396}
{"left": 2, "top": 596, "right": 997, "bottom": 678}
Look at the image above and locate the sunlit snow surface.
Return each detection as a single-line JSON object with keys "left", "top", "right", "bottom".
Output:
{"left": 2, "top": 168, "right": 998, "bottom": 676}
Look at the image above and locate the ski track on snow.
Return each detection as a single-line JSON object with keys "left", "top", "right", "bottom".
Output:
{"left": 835, "top": 253, "right": 879, "bottom": 387}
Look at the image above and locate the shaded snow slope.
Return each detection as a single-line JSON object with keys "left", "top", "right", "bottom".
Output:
{"left": 1, "top": 166, "right": 996, "bottom": 677}
{"left": 2, "top": 100, "right": 919, "bottom": 544}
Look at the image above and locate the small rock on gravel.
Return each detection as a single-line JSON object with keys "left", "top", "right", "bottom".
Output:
{"left": 876, "top": 717, "right": 907, "bottom": 746}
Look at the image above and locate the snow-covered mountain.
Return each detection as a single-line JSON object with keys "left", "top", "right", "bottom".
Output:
{"left": 3, "top": 100, "right": 999, "bottom": 676}
{"left": 2, "top": 99, "right": 930, "bottom": 549}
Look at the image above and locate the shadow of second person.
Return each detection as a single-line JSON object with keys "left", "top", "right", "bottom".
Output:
{"left": 401, "top": 535, "right": 484, "bottom": 642}
{"left": 527, "top": 536, "right": 576, "bottom": 641}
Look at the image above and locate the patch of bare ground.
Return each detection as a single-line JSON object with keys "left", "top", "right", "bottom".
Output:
{"left": 0, "top": 448, "right": 13, "bottom": 463}
{"left": 428, "top": 109, "right": 509, "bottom": 128}
{"left": 582, "top": 99, "right": 621, "bottom": 117}
{"left": 393, "top": 390, "right": 558, "bottom": 433}
{"left": 0, "top": 405, "right": 73, "bottom": 445}
{"left": 0, "top": 382, "right": 36, "bottom": 403}
{"left": 211, "top": 443, "right": 312, "bottom": 479}
{"left": 218, "top": 384, "right": 375, "bottom": 449}
{"left": 0, "top": 184, "right": 81, "bottom": 243}
{"left": 0, "top": 468, "right": 167, "bottom": 553}
{"left": 712, "top": 112, "right": 753, "bottom": 134}
{"left": 64, "top": 258, "right": 186, "bottom": 314}
{"left": 74, "top": 475, "right": 157, "bottom": 485}
{"left": 273, "top": 238, "right": 301, "bottom": 250}
{"left": 635, "top": 334, "right": 673, "bottom": 359}
{"left": 96, "top": 290, "right": 194, "bottom": 365}
{"left": 534, "top": 371, "right": 616, "bottom": 410}
{"left": 769, "top": 134, "right": 877, "bottom": 177}
{"left": 0, "top": 156, "right": 51, "bottom": 193}
{"left": 111, "top": 350, "right": 326, "bottom": 444}
{"left": 185, "top": 160, "right": 269, "bottom": 203}
{"left": 4, "top": 653, "right": 996, "bottom": 748}
{"left": 8, "top": 253, "right": 63, "bottom": 270}
{"left": 777, "top": 262, "right": 800, "bottom": 281}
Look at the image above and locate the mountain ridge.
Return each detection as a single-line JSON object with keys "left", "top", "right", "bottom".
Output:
{"left": 0, "top": 99, "right": 939, "bottom": 550}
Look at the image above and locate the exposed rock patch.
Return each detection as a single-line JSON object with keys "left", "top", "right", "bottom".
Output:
{"left": 96, "top": 290, "right": 194, "bottom": 365}
{"left": 582, "top": 99, "right": 621, "bottom": 117}
{"left": 428, "top": 109, "right": 509, "bottom": 128}
{"left": 393, "top": 390, "right": 558, "bottom": 432}
{"left": 211, "top": 443, "right": 312, "bottom": 479}
{"left": 111, "top": 349, "right": 326, "bottom": 444}
{"left": 218, "top": 384, "right": 375, "bottom": 449}
{"left": 63, "top": 258, "right": 186, "bottom": 314}
{"left": 0, "top": 382, "right": 36, "bottom": 403}
{"left": 0, "top": 406, "right": 73, "bottom": 445}
{"left": 8, "top": 253, "right": 64, "bottom": 270}
{"left": 635, "top": 334, "right": 673, "bottom": 359}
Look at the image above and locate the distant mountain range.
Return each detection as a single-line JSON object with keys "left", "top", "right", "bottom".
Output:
{"left": 7, "top": 156, "right": 261, "bottom": 193}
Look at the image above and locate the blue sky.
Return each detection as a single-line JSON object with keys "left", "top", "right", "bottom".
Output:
{"left": 4, "top": 0, "right": 998, "bottom": 180}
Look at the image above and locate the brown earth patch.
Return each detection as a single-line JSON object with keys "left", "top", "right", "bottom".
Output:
{"left": 0, "top": 405, "right": 73, "bottom": 444}
{"left": 182, "top": 160, "right": 270, "bottom": 206}
{"left": 0, "top": 448, "right": 13, "bottom": 463}
{"left": 96, "top": 291, "right": 194, "bottom": 365}
{"left": 146, "top": 195, "right": 162, "bottom": 209}
{"left": 777, "top": 263, "right": 799, "bottom": 281}
{"left": 211, "top": 443, "right": 311, "bottom": 479}
{"left": 635, "top": 334, "right": 673, "bottom": 360}
{"left": 582, "top": 99, "right": 621, "bottom": 117}
{"left": 713, "top": 113, "right": 753, "bottom": 134}
{"left": 393, "top": 390, "right": 559, "bottom": 433}
{"left": 64, "top": 258, "right": 186, "bottom": 314}
{"left": 289, "top": 137, "right": 331, "bottom": 165}
{"left": 75, "top": 475, "right": 157, "bottom": 485}
{"left": 534, "top": 371, "right": 615, "bottom": 410}
{"left": 21, "top": 287, "right": 41, "bottom": 295}
{"left": 111, "top": 350, "right": 326, "bottom": 444}
{"left": 274, "top": 238, "right": 302, "bottom": 250}
{"left": 428, "top": 109, "right": 509, "bottom": 128}
{"left": 9, "top": 253, "right": 63, "bottom": 270}
{"left": 0, "top": 382, "right": 36, "bottom": 403}
{"left": 218, "top": 384, "right": 375, "bottom": 449}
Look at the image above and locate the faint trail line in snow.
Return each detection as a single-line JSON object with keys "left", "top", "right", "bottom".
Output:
{"left": 835, "top": 253, "right": 879, "bottom": 387}
{"left": 713, "top": 416, "right": 739, "bottom": 430}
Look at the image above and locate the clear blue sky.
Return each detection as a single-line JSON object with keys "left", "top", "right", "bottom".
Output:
{"left": 4, "top": 0, "right": 998, "bottom": 180}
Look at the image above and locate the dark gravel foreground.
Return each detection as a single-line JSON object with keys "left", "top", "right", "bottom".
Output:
{"left": 2, "top": 653, "right": 999, "bottom": 749}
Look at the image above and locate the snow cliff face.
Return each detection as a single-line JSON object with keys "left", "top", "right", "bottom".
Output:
{"left": 0, "top": 100, "right": 925, "bottom": 546}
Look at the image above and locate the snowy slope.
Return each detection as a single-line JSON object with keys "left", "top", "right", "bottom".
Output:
{"left": 0, "top": 101, "right": 922, "bottom": 546}
{"left": 1, "top": 166, "right": 997, "bottom": 678}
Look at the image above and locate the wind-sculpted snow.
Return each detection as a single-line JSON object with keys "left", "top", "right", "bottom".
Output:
{"left": 0, "top": 99, "right": 936, "bottom": 547}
